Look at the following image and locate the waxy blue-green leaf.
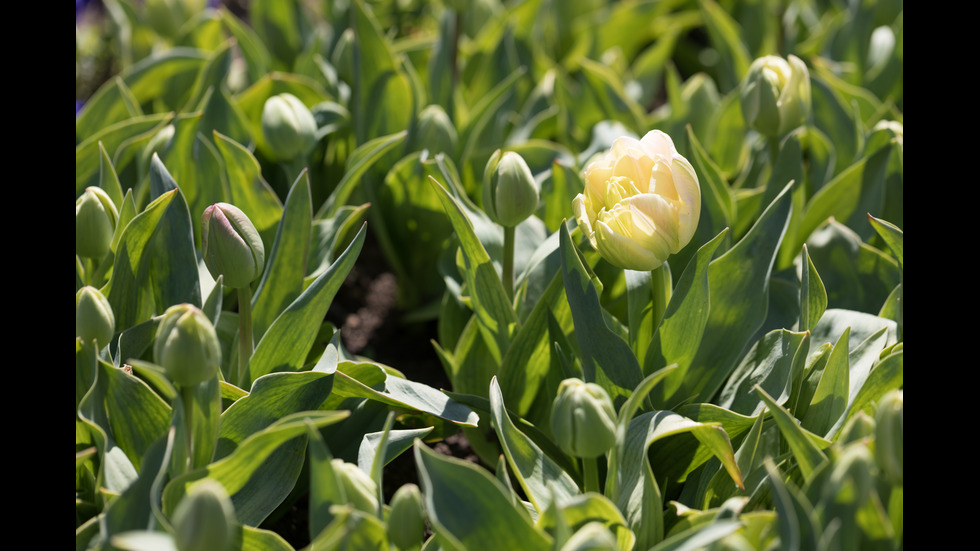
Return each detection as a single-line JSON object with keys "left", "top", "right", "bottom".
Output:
{"left": 105, "top": 190, "right": 176, "bottom": 329}
{"left": 764, "top": 458, "right": 820, "bottom": 551}
{"left": 645, "top": 229, "right": 728, "bottom": 382}
{"left": 693, "top": 410, "right": 767, "bottom": 509}
{"left": 147, "top": 156, "right": 202, "bottom": 310}
{"left": 163, "top": 411, "right": 348, "bottom": 526}
{"left": 76, "top": 77, "right": 143, "bottom": 144}
{"left": 458, "top": 67, "right": 526, "bottom": 168}
{"left": 212, "top": 131, "right": 283, "bottom": 239}
{"left": 613, "top": 410, "right": 741, "bottom": 549}
{"left": 250, "top": 0, "right": 310, "bottom": 68}
{"left": 489, "top": 377, "right": 578, "bottom": 509}
{"left": 251, "top": 172, "right": 313, "bottom": 340}
{"left": 76, "top": 114, "right": 173, "bottom": 196}
{"left": 182, "top": 40, "right": 234, "bottom": 113}
{"left": 216, "top": 372, "right": 334, "bottom": 459}
{"left": 317, "top": 131, "right": 408, "bottom": 218}
{"left": 120, "top": 48, "right": 210, "bottom": 112}
{"left": 679, "top": 127, "right": 734, "bottom": 266}
{"left": 307, "top": 204, "right": 371, "bottom": 281}
{"left": 718, "top": 330, "right": 809, "bottom": 416}
{"left": 307, "top": 423, "right": 345, "bottom": 540}
{"left": 698, "top": 0, "right": 751, "bottom": 90}
{"left": 801, "top": 329, "right": 850, "bottom": 438}
{"left": 868, "top": 214, "right": 903, "bottom": 268}
{"left": 810, "top": 76, "right": 858, "bottom": 172}
{"left": 800, "top": 245, "right": 828, "bottom": 332}
{"left": 98, "top": 433, "right": 172, "bottom": 542}
{"left": 431, "top": 176, "right": 519, "bottom": 365}
{"left": 219, "top": 9, "right": 272, "bottom": 85}
{"left": 415, "top": 442, "right": 552, "bottom": 551}
{"left": 648, "top": 520, "right": 742, "bottom": 551}
{"left": 538, "top": 492, "right": 636, "bottom": 551}
{"left": 755, "top": 386, "right": 828, "bottom": 482}
{"left": 98, "top": 142, "right": 126, "bottom": 209}
{"left": 304, "top": 505, "right": 388, "bottom": 551}
{"left": 357, "top": 426, "right": 434, "bottom": 474}
{"left": 247, "top": 225, "right": 364, "bottom": 383}
{"left": 661, "top": 181, "right": 793, "bottom": 408}
{"left": 846, "top": 346, "right": 903, "bottom": 424}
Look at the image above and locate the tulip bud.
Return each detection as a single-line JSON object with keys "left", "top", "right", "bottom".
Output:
{"left": 387, "top": 483, "right": 425, "bottom": 550}
{"left": 551, "top": 379, "right": 617, "bottom": 458}
{"left": 573, "top": 130, "right": 700, "bottom": 271}
{"left": 332, "top": 459, "right": 379, "bottom": 514}
{"left": 560, "top": 521, "right": 618, "bottom": 551}
{"left": 154, "top": 304, "right": 221, "bottom": 387}
{"left": 261, "top": 93, "right": 318, "bottom": 161}
{"left": 76, "top": 187, "right": 118, "bottom": 259}
{"left": 172, "top": 479, "right": 235, "bottom": 551}
{"left": 874, "top": 390, "right": 903, "bottom": 485}
{"left": 201, "top": 203, "right": 265, "bottom": 289}
{"left": 826, "top": 444, "right": 873, "bottom": 505}
{"left": 483, "top": 150, "right": 540, "bottom": 227}
{"left": 415, "top": 104, "right": 458, "bottom": 156}
{"left": 837, "top": 410, "right": 875, "bottom": 446}
{"left": 76, "top": 286, "right": 115, "bottom": 348}
{"left": 740, "top": 54, "right": 811, "bottom": 137}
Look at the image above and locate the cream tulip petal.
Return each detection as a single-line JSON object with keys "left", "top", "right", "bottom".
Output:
{"left": 595, "top": 219, "right": 663, "bottom": 271}
{"left": 572, "top": 194, "right": 598, "bottom": 249}
{"left": 626, "top": 194, "right": 677, "bottom": 256}
{"left": 640, "top": 130, "right": 675, "bottom": 159}
{"left": 585, "top": 164, "right": 614, "bottom": 199}
{"left": 668, "top": 155, "right": 701, "bottom": 248}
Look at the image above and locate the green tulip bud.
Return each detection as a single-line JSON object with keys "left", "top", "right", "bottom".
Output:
{"left": 172, "top": 479, "right": 235, "bottom": 551}
{"left": 837, "top": 410, "right": 875, "bottom": 446}
{"left": 482, "top": 150, "right": 540, "bottom": 227}
{"left": 154, "top": 304, "right": 221, "bottom": 387}
{"left": 76, "top": 286, "right": 115, "bottom": 348}
{"left": 740, "top": 55, "right": 811, "bottom": 137}
{"left": 551, "top": 379, "right": 617, "bottom": 458}
{"left": 560, "top": 521, "right": 618, "bottom": 551}
{"left": 76, "top": 187, "right": 118, "bottom": 259}
{"left": 201, "top": 203, "right": 265, "bottom": 289}
{"left": 875, "top": 390, "right": 903, "bottom": 485}
{"left": 826, "top": 444, "right": 873, "bottom": 505}
{"left": 261, "top": 93, "right": 318, "bottom": 161}
{"left": 415, "top": 104, "right": 458, "bottom": 156}
{"left": 387, "top": 483, "right": 425, "bottom": 550}
{"left": 332, "top": 459, "right": 379, "bottom": 514}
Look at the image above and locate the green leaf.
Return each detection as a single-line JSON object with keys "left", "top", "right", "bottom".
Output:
{"left": 212, "top": 131, "right": 284, "bottom": 239}
{"left": 800, "top": 245, "right": 828, "bottom": 332}
{"left": 431, "top": 176, "right": 519, "bottom": 365}
{"left": 76, "top": 114, "right": 173, "bottom": 196}
{"left": 219, "top": 9, "right": 272, "bottom": 85}
{"left": 648, "top": 520, "right": 742, "bottom": 551}
{"left": 163, "top": 411, "right": 349, "bottom": 526}
{"left": 76, "top": 77, "right": 143, "bottom": 144}
{"left": 250, "top": 0, "right": 311, "bottom": 68}
{"left": 489, "top": 377, "right": 579, "bottom": 510}
{"left": 317, "top": 131, "right": 408, "bottom": 218}
{"left": 147, "top": 156, "right": 203, "bottom": 310}
{"left": 252, "top": 172, "right": 313, "bottom": 340}
{"left": 98, "top": 142, "right": 125, "bottom": 208}
{"left": 755, "top": 386, "right": 828, "bottom": 482}
{"left": 357, "top": 426, "right": 434, "bottom": 474}
{"left": 867, "top": 214, "right": 903, "bottom": 268}
{"left": 763, "top": 458, "right": 820, "bottom": 551}
{"left": 414, "top": 442, "right": 552, "bottom": 551}
{"left": 718, "top": 330, "right": 809, "bottom": 416}
{"left": 247, "top": 225, "right": 365, "bottom": 383}
{"left": 801, "top": 329, "right": 850, "bottom": 438}
{"left": 99, "top": 435, "right": 172, "bottom": 541}
{"left": 697, "top": 0, "right": 751, "bottom": 90}
{"left": 307, "top": 422, "right": 345, "bottom": 540}
{"left": 304, "top": 505, "right": 388, "bottom": 551}
{"left": 216, "top": 372, "right": 334, "bottom": 459}
{"left": 559, "top": 224, "right": 642, "bottom": 406}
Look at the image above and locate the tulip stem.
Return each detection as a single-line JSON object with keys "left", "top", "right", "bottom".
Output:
{"left": 179, "top": 385, "right": 195, "bottom": 473}
{"left": 503, "top": 225, "right": 516, "bottom": 300}
{"left": 236, "top": 286, "right": 254, "bottom": 388}
{"left": 583, "top": 457, "right": 600, "bottom": 494}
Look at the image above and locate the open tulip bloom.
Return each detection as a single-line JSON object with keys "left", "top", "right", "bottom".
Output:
{"left": 573, "top": 130, "right": 701, "bottom": 271}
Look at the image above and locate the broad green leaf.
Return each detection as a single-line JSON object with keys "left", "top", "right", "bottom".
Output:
{"left": 648, "top": 520, "right": 742, "bottom": 551}
{"left": 559, "top": 224, "right": 642, "bottom": 405}
{"left": 810, "top": 76, "right": 859, "bottom": 172}
{"left": 99, "top": 436, "right": 171, "bottom": 542}
{"left": 801, "top": 329, "right": 850, "bottom": 438}
{"left": 414, "top": 442, "right": 552, "bottom": 551}
{"left": 307, "top": 204, "right": 371, "bottom": 280}
{"left": 431, "top": 177, "right": 519, "bottom": 365}
{"left": 755, "top": 386, "right": 828, "bottom": 482}
{"left": 76, "top": 114, "right": 173, "bottom": 196}
{"left": 764, "top": 459, "right": 820, "bottom": 551}
{"left": 698, "top": 0, "right": 751, "bottom": 89}
{"left": 538, "top": 492, "right": 636, "bottom": 551}
{"left": 695, "top": 410, "right": 766, "bottom": 509}
{"left": 212, "top": 131, "right": 283, "bottom": 239}
{"left": 252, "top": 172, "right": 313, "bottom": 340}
{"left": 317, "top": 131, "right": 408, "bottom": 218}
{"left": 800, "top": 245, "right": 828, "bottom": 332}
{"left": 147, "top": 156, "right": 202, "bottom": 310}
{"left": 867, "top": 214, "right": 903, "bottom": 268}
{"left": 76, "top": 77, "right": 143, "bottom": 144}
{"left": 248, "top": 225, "right": 364, "bottom": 383}
{"left": 307, "top": 423, "right": 345, "bottom": 540}
{"left": 329, "top": 361, "right": 479, "bottom": 427}
{"left": 121, "top": 48, "right": 209, "bottom": 112}
{"left": 219, "top": 9, "right": 272, "bottom": 85}
{"left": 645, "top": 228, "right": 728, "bottom": 379}
{"left": 661, "top": 181, "right": 793, "bottom": 407}
{"left": 805, "top": 222, "right": 900, "bottom": 314}
{"left": 186, "top": 377, "right": 222, "bottom": 470}
{"left": 304, "top": 505, "right": 388, "bottom": 551}
{"left": 100, "top": 360, "right": 172, "bottom": 472}
{"left": 357, "top": 426, "right": 434, "bottom": 473}
{"left": 614, "top": 410, "right": 740, "bottom": 549}
{"left": 163, "top": 411, "right": 348, "bottom": 526}
{"left": 489, "top": 377, "right": 579, "bottom": 510}
{"left": 681, "top": 127, "right": 734, "bottom": 265}
{"left": 216, "top": 372, "right": 334, "bottom": 459}
{"left": 182, "top": 40, "right": 234, "bottom": 113}
{"left": 105, "top": 190, "right": 176, "bottom": 330}
{"left": 718, "top": 330, "right": 809, "bottom": 416}
{"left": 250, "top": 0, "right": 311, "bottom": 68}
{"left": 98, "top": 143, "right": 125, "bottom": 209}
{"left": 847, "top": 347, "right": 903, "bottom": 423}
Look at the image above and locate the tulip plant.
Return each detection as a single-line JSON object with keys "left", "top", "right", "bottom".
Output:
{"left": 77, "top": 1, "right": 903, "bottom": 550}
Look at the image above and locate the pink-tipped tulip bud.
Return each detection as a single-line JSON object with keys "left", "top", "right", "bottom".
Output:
{"left": 201, "top": 203, "right": 265, "bottom": 289}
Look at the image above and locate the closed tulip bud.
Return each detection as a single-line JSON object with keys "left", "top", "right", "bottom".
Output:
{"left": 483, "top": 150, "right": 540, "bottom": 227}
{"left": 875, "top": 390, "right": 903, "bottom": 485}
{"left": 201, "top": 203, "right": 265, "bottom": 289}
{"left": 332, "top": 459, "right": 379, "bottom": 514}
{"left": 740, "top": 55, "right": 811, "bottom": 137}
{"left": 261, "top": 93, "right": 318, "bottom": 161}
{"left": 76, "top": 187, "right": 118, "bottom": 259}
{"left": 76, "top": 286, "right": 115, "bottom": 348}
{"left": 551, "top": 379, "right": 617, "bottom": 458}
{"left": 826, "top": 444, "right": 873, "bottom": 505}
{"left": 172, "top": 479, "right": 235, "bottom": 551}
{"left": 838, "top": 411, "right": 875, "bottom": 446}
{"left": 387, "top": 483, "right": 425, "bottom": 549}
{"left": 415, "top": 104, "right": 458, "bottom": 156}
{"left": 560, "top": 521, "right": 618, "bottom": 551}
{"left": 573, "top": 131, "right": 700, "bottom": 271}
{"left": 154, "top": 304, "right": 221, "bottom": 387}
